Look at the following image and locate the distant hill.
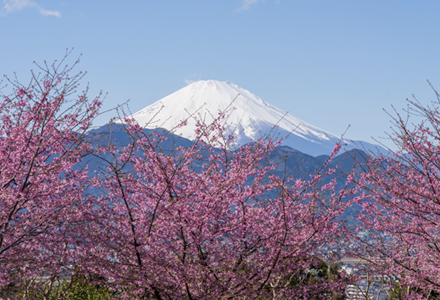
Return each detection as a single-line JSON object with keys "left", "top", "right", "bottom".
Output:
{"left": 84, "top": 123, "right": 367, "bottom": 226}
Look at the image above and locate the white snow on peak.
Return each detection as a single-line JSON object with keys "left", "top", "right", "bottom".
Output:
{"left": 119, "top": 80, "right": 346, "bottom": 155}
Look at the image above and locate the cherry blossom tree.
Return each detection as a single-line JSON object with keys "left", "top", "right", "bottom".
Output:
{"left": 82, "top": 113, "right": 354, "bottom": 299}
{"left": 352, "top": 85, "right": 440, "bottom": 299}
{"left": 0, "top": 54, "right": 357, "bottom": 299}
{"left": 0, "top": 53, "right": 102, "bottom": 295}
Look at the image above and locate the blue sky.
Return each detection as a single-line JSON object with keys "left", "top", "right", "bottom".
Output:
{"left": 1, "top": 0, "right": 440, "bottom": 149}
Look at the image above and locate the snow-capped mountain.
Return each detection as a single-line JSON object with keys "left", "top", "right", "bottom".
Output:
{"left": 118, "top": 80, "right": 375, "bottom": 156}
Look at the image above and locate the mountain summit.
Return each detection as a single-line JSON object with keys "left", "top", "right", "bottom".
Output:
{"left": 120, "top": 80, "right": 354, "bottom": 156}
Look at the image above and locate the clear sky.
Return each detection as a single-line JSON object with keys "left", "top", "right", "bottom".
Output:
{"left": 1, "top": 0, "right": 440, "bottom": 149}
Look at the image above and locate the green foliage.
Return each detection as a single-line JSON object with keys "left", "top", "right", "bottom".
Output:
{"left": 60, "top": 275, "right": 114, "bottom": 300}
{"left": 388, "top": 282, "right": 440, "bottom": 300}
{"left": 0, "top": 274, "right": 115, "bottom": 300}
{"left": 0, "top": 281, "right": 21, "bottom": 299}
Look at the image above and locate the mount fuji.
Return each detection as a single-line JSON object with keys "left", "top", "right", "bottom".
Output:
{"left": 119, "top": 80, "right": 381, "bottom": 156}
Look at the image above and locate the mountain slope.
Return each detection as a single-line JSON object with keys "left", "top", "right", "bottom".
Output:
{"left": 119, "top": 80, "right": 380, "bottom": 156}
